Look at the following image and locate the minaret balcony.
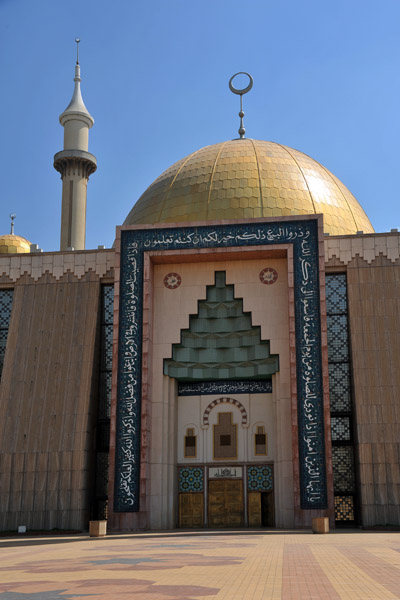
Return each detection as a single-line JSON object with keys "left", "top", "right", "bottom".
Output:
{"left": 54, "top": 149, "right": 97, "bottom": 179}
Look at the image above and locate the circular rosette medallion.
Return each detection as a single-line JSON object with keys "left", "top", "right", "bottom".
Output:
{"left": 259, "top": 267, "right": 278, "bottom": 285}
{"left": 163, "top": 272, "right": 182, "bottom": 289}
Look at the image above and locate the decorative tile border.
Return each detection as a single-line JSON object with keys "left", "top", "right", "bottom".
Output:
{"left": 248, "top": 465, "right": 273, "bottom": 491}
{"left": 115, "top": 219, "right": 327, "bottom": 511}
{"left": 179, "top": 467, "right": 204, "bottom": 492}
{"left": 178, "top": 379, "right": 272, "bottom": 396}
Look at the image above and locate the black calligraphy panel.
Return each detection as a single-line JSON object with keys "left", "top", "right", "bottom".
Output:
{"left": 116, "top": 220, "right": 327, "bottom": 511}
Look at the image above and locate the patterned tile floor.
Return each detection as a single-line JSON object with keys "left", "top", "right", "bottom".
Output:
{"left": 0, "top": 530, "right": 399, "bottom": 599}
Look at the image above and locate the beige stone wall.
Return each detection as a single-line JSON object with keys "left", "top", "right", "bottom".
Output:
{"left": 326, "top": 232, "right": 400, "bottom": 527}
{"left": 0, "top": 250, "right": 114, "bottom": 531}
{"left": 0, "top": 249, "right": 114, "bottom": 282}
{"left": 347, "top": 256, "right": 400, "bottom": 526}
{"left": 325, "top": 231, "right": 400, "bottom": 265}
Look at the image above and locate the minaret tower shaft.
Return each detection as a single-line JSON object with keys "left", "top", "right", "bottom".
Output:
{"left": 54, "top": 41, "right": 97, "bottom": 251}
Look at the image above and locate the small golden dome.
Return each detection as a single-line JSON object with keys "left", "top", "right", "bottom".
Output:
{"left": 124, "top": 139, "right": 374, "bottom": 236}
{"left": 0, "top": 234, "right": 31, "bottom": 254}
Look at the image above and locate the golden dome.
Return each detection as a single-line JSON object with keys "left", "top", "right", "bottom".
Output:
{"left": 124, "top": 139, "right": 374, "bottom": 236}
{"left": 0, "top": 234, "right": 31, "bottom": 254}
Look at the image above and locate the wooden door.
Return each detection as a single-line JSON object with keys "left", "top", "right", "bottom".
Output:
{"left": 208, "top": 479, "right": 243, "bottom": 527}
{"left": 248, "top": 491, "right": 262, "bottom": 526}
{"left": 179, "top": 493, "right": 204, "bottom": 528}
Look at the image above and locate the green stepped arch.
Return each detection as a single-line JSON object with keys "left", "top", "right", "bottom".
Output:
{"left": 164, "top": 271, "right": 279, "bottom": 381}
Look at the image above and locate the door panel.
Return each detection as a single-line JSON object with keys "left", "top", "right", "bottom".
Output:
{"left": 179, "top": 493, "right": 204, "bottom": 528}
{"left": 248, "top": 491, "right": 262, "bottom": 526}
{"left": 208, "top": 479, "right": 243, "bottom": 527}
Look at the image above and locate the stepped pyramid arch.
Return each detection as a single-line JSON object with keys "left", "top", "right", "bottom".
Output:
{"left": 164, "top": 271, "right": 279, "bottom": 381}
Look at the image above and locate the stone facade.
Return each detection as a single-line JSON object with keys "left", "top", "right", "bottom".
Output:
{"left": 0, "top": 231, "right": 399, "bottom": 531}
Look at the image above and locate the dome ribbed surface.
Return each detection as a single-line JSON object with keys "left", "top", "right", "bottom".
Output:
{"left": 125, "top": 139, "right": 374, "bottom": 236}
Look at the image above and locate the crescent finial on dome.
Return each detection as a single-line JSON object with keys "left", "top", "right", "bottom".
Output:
{"left": 229, "top": 72, "right": 254, "bottom": 139}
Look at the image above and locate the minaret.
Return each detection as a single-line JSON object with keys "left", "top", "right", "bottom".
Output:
{"left": 54, "top": 39, "right": 97, "bottom": 251}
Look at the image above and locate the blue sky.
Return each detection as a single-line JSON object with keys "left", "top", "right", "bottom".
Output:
{"left": 0, "top": 0, "right": 399, "bottom": 250}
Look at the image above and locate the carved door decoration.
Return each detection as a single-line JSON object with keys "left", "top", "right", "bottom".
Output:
{"left": 248, "top": 491, "right": 262, "bottom": 526}
{"left": 179, "top": 493, "right": 204, "bottom": 528}
{"left": 208, "top": 479, "right": 243, "bottom": 527}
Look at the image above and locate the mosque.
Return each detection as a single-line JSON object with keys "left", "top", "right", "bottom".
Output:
{"left": 0, "top": 56, "right": 399, "bottom": 533}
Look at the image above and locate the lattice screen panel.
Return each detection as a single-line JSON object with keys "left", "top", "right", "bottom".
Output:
{"left": 326, "top": 274, "right": 357, "bottom": 524}
{"left": 327, "top": 315, "right": 349, "bottom": 362}
{"left": 93, "top": 285, "right": 114, "bottom": 520}
{"left": 331, "top": 416, "right": 351, "bottom": 441}
{"left": 328, "top": 363, "right": 351, "bottom": 411}
{"left": 332, "top": 446, "right": 355, "bottom": 493}
{"left": 0, "top": 289, "right": 13, "bottom": 379}
{"left": 334, "top": 496, "right": 355, "bottom": 521}
{"left": 325, "top": 274, "right": 347, "bottom": 314}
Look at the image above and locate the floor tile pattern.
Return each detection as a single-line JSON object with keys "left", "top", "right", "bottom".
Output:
{"left": 0, "top": 530, "right": 399, "bottom": 599}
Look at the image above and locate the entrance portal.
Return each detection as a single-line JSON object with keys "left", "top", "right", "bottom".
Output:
{"left": 248, "top": 491, "right": 275, "bottom": 526}
{"left": 208, "top": 479, "right": 243, "bottom": 527}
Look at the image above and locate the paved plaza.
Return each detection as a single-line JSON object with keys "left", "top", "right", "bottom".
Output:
{"left": 0, "top": 530, "right": 399, "bottom": 599}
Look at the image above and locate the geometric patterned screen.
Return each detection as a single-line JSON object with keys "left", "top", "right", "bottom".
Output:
{"left": 334, "top": 495, "right": 355, "bottom": 521}
{"left": 93, "top": 285, "right": 114, "bottom": 520}
{"left": 99, "top": 285, "right": 114, "bottom": 420}
{"left": 326, "top": 274, "right": 357, "bottom": 523}
{"left": 332, "top": 446, "right": 355, "bottom": 493}
{"left": 328, "top": 363, "right": 351, "bottom": 412}
{"left": 330, "top": 416, "right": 351, "bottom": 441}
{"left": 0, "top": 289, "right": 13, "bottom": 380}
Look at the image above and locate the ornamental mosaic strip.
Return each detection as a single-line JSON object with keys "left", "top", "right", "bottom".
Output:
{"left": 178, "top": 379, "right": 272, "bottom": 396}
{"left": 116, "top": 219, "right": 327, "bottom": 511}
{"left": 179, "top": 467, "right": 204, "bottom": 492}
{"left": 247, "top": 465, "right": 273, "bottom": 491}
